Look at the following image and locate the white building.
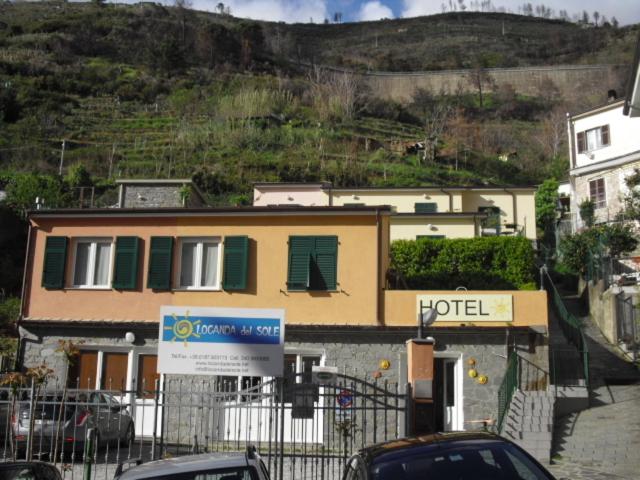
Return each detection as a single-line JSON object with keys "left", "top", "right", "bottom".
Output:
{"left": 567, "top": 98, "right": 640, "bottom": 230}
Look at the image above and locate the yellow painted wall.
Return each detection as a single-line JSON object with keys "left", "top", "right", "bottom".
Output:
{"left": 333, "top": 191, "right": 452, "bottom": 213}
{"left": 384, "top": 290, "right": 548, "bottom": 328}
{"left": 460, "top": 191, "right": 536, "bottom": 240}
{"left": 390, "top": 217, "right": 477, "bottom": 241}
{"left": 26, "top": 213, "right": 385, "bottom": 326}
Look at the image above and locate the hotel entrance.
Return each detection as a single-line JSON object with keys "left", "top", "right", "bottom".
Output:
{"left": 434, "top": 355, "right": 463, "bottom": 431}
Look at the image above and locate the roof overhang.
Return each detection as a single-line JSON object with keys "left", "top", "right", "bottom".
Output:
{"left": 28, "top": 205, "right": 392, "bottom": 220}
{"left": 253, "top": 182, "right": 332, "bottom": 190}
{"left": 394, "top": 212, "right": 488, "bottom": 219}
{"left": 569, "top": 100, "right": 625, "bottom": 121}
{"left": 569, "top": 149, "right": 640, "bottom": 177}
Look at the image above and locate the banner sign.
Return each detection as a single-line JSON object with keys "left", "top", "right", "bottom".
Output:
{"left": 416, "top": 294, "right": 513, "bottom": 322}
{"left": 158, "top": 306, "right": 285, "bottom": 377}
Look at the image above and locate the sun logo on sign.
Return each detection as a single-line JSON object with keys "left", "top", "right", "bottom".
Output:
{"left": 164, "top": 311, "right": 201, "bottom": 347}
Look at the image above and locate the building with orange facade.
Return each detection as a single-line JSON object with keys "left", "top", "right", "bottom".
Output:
{"left": 19, "top": 202, "right": 549, "bottom": 437}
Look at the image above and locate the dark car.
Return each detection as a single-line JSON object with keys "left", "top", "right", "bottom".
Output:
{"left": 12, "top": 391, "right": 134, "bottom": 455}
{"left": 342, "top": 432, "right": 557, "bottom": 480}
{"left": 0, "top": 461, "right": 62, "bottom": 480}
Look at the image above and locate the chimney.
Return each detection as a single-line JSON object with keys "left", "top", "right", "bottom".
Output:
{"left": 607, "top": 89, "right": 617, "bottom": 102}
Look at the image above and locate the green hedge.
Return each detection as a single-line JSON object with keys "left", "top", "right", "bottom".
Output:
{"left": 390, "top": 237, "right": 536, "bottom": 290}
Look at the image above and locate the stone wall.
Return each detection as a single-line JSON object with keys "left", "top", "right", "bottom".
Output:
{"left": 20, "top": 324, "right": 547, "bottom": 432}
{"left": 361, "top": 64, "right": 629, "bottom": 104}
{"left": 121, "top": 184, "right": 205, "bottom": 209}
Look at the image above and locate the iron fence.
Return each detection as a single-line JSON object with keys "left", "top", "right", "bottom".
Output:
{"left": 496, "top": 352, "right": 549, "bottom": 433}
{"left": 542, "top": 269, "right": 590, "bottom": 390}
{"left": 0, "top": 372, "right": 408, "bottom": 480}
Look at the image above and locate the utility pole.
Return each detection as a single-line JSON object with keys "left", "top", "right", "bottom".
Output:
{"left": 58, "top": 139, "right": 66, "bottom": 176}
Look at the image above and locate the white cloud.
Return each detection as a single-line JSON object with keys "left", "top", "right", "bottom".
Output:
{"left": 401, "top": 0, "right": 437, "bottom": 18}
{"left": 401, "top": 0, "right": 640, "bottom": 24}
{"left": 190, "top": 0, "right": 329, "bottom": 23}
{"left": 357, "top": 1, "right": 393, "bottom": 21}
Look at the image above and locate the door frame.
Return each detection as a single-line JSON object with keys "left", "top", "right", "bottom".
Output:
{"left": 434, "top": 351, "right": 464, "bottom": 431}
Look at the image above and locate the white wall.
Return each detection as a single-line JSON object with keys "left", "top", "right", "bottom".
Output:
{"left": 572, "top": 103, "right": 640, "bottom": 169}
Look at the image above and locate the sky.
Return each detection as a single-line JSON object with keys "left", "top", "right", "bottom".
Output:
{"left": 177, "top": 0, "right": 640, "bottom": 25}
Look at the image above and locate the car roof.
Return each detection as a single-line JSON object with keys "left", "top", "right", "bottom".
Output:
{"left": 360, "top": 432, "right": 509, "bottom": 462}
{"left": 117, "top": 452, "right": 250, "bottom": 480}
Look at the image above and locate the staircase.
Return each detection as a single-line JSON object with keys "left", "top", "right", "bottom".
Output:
{"left": 501, "top": 389, "right": 555, "bottom": 463}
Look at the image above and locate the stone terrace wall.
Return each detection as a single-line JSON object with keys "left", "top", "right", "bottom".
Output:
{"left": 360, "top": 64, "right": 630, "bottom": 103}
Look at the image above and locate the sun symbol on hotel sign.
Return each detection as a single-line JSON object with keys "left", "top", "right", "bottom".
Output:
{"left": 491, "top": 299, "right": 511, "bottom": 316}
{"left": 164, "top": 311, "right": 201, "bottom": 346}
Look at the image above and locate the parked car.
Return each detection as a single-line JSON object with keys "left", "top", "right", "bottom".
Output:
{"left": 12, "top": 391, "right": 134, "bottom": 455}
{"left": 114, "top": 446, "right": 270, "bottom": 480}
{"left": 0, "top": 461, "right": 62, "bottom": 480}
{"left": 342, "top": 432, "right": 557, "bottom": 480}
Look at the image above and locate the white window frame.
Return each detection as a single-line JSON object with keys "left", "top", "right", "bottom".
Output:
{"left": 175, "top": 237, "right": 222, "bottom": 291}
{"left": 71, "top": 237, "right": 113, "bottom": 289}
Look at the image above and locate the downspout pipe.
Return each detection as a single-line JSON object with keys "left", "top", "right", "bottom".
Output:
{"left": 504, "top": 188, "right": 517, "bottom": 231}
{"left": 15, "top": 220, "right": 33, "bottom": 371}
{"left": 440, "top": 188, "right": 454, "bottom": 212}
{"left": 376, "top": 209, "right": 382, "bottom": 326}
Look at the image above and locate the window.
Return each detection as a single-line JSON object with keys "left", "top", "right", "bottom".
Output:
{"left": 589, "top": 178, "right": 606, "bottom": 209}
{"left": 479, "top": 206, "right": 501, "bottom": 236}
{"left": 73, "top": 238, "right": 112, "bottom": 288}
{"left": 577, "top": 125, "right": 610, "bottom": 153}
{"left": 67, "top": 351, "right": 98, "bottom": 389}
{"left": 414, "top": 202, "right": 438, "bottom": 213}
{"left": 287, "top": 236, "right": 338, "bottom": 291}
{"left": 282, "top": 353, "right": 322, "bottom": 403}
{"left": 101, "top": 352, "right": 128, "bottom": 391}
{"left": 137, "top": 354, "right": 160, "bottom": 398}
{"left": 178, "top": 238, "right": 221, "bottom": 289}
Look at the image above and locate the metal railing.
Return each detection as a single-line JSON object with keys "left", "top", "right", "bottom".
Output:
{"left": 0, "top": 373, "right": 408, "bottom": 480}
{"left": 542, "top": 270, "right": 590, "bottom": 389}
{"left": 496, "top": 352, "right": 549, "bottom": 434}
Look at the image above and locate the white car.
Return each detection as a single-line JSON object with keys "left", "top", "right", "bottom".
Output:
{"left": 114, "top": 447, "right": 270, "bottom": 480}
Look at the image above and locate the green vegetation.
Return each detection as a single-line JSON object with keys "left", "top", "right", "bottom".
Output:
{"left": 535, "top": 178, "right": 560, "bottom": 248}
{"left": 558, "top": 225, "right": 638, "bottom": 275}
{"left": 390, "top": 237, "right": 536, "bottom": 290}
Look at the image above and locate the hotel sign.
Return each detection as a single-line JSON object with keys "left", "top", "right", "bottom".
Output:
{"left": 416, "top": 294, "right": 513, "bottom": 322}
{"left": 158, "top": 306, "right": 285, "bottom": 377}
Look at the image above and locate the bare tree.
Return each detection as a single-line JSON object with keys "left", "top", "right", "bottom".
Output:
{"left": 536, "top": 107, "right": 567, "bottom": 159}
{"left": 593, "top": 11, "right": 600, "bottom": 26}
{"left": 308, "top": 66, "right": 364, "bottom": 122}
{"left": 467, "top": 65, "right": 494, "bottom": 108}
{"left": 423, "top": 102, "right": 453, "bottom": 163}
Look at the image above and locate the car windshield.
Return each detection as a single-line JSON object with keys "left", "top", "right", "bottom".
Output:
{"left": 135, "top": 466, "right": 258, "bottom": 480}
{"left": 371, "top": 441, "right": 553, "bottom": 480}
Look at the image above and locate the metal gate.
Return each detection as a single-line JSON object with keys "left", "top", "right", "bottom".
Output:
{"left": 616, "top": 292, "right": 639, "bottom": 361}
{"left": 1, "top": 373, "right": 409, "bottom": 480}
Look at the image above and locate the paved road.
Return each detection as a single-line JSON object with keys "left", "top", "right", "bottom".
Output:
{"left": 549, "top": 292, "right": 640, "bottom": 480}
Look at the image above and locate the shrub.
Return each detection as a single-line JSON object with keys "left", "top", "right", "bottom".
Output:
{"left": 558, "top": 224, "right": 638, "bottom": 275}
{"left": 390, "top": 237, "right": 536, "bottom": 290}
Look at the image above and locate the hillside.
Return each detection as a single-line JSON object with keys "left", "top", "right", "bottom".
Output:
{"left": 0, "top": 2, "right": 638, "bottom": 207}
{"left": 264, "top": 12, "right": 638, "bottom": 72}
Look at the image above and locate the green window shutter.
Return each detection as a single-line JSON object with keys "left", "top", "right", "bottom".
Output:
{"left": 417, "top": 235, "right": 445, "bottom": 240}
{"left": 414, "top": 202, "right": 437, "bottom": 213}
{"left": 223, "top": 236, "right": 249, "bottom": 290}
{"left": 311, "top": 236, "right": 338, "bottom": 291}
{"left": 42, "top": 236, "right": 68, "bottom": 289}
{"left": 287, "top": 236, "right": 312, "bottom": 291}
{"left": 147, "top": 237, "right": 173, "bottom": 290}
{"left": 112, "top": 236, "right": 140, "bottom": 290}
